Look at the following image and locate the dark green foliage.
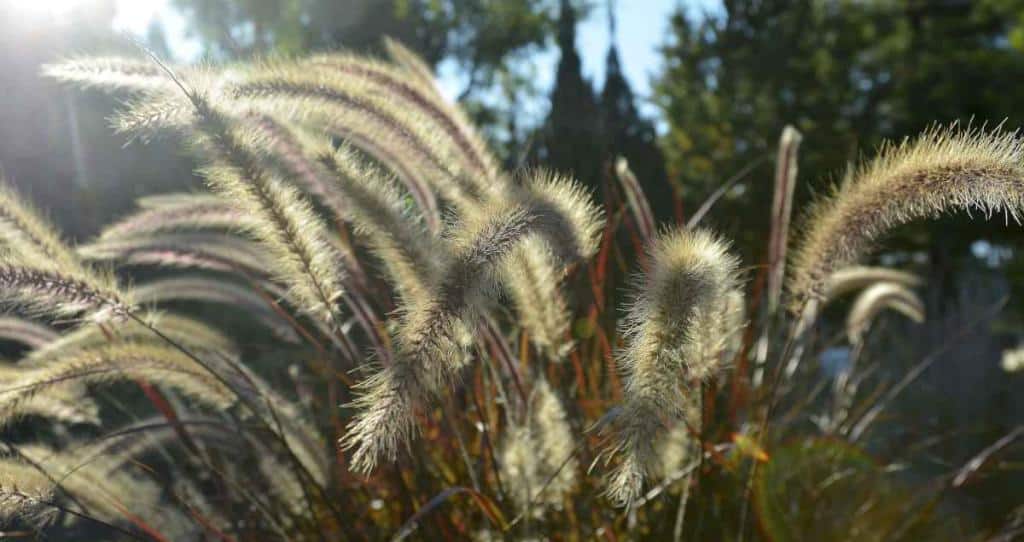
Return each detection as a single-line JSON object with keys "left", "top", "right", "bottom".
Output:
{"left": 655, "top": 0, "right": 1024, "bottom": 261}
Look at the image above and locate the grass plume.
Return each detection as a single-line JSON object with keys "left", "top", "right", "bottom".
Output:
{"left": 846, "top": 282, "right": 925, "bottom": 345}
{"left": 185, "top": 94, "right": 349, "bottom": 332}
{"left": 0, "top": 343, "right": 237, "bottom": 423}
{"left": 99, "top": 193, "right": 257, "bottom": 240}
{"left": 791, "top": 126, "right": 1024, "bottom": 308}
{"left": 42, "top": 55, "right": 178, "bottom": 93}
{"left": 0, "top": 265, "right": 131, "bottom": 323}
{"left": 500, "top": 378, "right": 577, "bottom": 515}
{"left": 0, "top": 180, "right": 132, "bottom": 322}
{"left": 80, "top": 232, "right": 275, "bottom": 276}
{"left": 603, "top": 227, "right": 739, "bottom": 506}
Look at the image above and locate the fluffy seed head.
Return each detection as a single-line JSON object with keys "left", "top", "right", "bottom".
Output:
{"left": 79, "top": 232, "right": 275, "bottom": 276}
{"left": 501, "top": 240, "right": 573, "bottom": 359}
{"left": 499, "top": 378, "right": 577, "bottom": 515}
{"left": 823, "top": 266, "right": 923, "bottom": 303}
{"left": 603, "top": 227, "right": 739, "bottom": 506}
{"left": 491, "top": 172, "right": 603, "bottom": 360}
{"left": 515, "top": 170, "right": 605, "bottom": 264}
{"left": 303, "top": 53, "right": 500, "bottom": 183}
{"left": 382, "top": 37, "right": 441, "bottom": 93}
{"left": 343, "top": 204, "right": 553, "bottom": 473}
{"left": 0, "top": 266, "right": 132, "bottom": 323}
{"left": 846, "top": 282, "right": 925, "bottom": 345}
{"left": 0, "top": 342, "right": 237, "bottom": 425}
{"left": 791, "top": 127, "right": 1024, "bottom": 310}
{"left": 0, "top": 179, "right": 133, "bottom": 322}
{"left": 187, "top": 95, "right": 348, "bottom": 329}
{"left": 316, "top": 143, "right": 438, "bottom": 304}
{"left": 99, "top": 194, "right": 257, "bottom": 240}
{"left": 340, "top": 364, "right": 423, "bottom": 475}
{"left": 42, "top": 56, "right": 177, "bottom": 93}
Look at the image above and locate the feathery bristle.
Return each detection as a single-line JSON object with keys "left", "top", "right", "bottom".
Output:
{"left": 382, "top": 37, "right": 441, "bottom": 93}
{"left": 304, "top": 53, "right": 499, "bottom": 182}
{"left": 0, "top": 180, "right": 132, "bottom": 322}
{"left": 23, "top": 312, "right": 237, "bottom": 367}
{"left": 500, "top": 425, "right": 546, "bottom": 514}
{"left": 655, "top": 413, "right": 699, "bottom": 481}
{"left": 135, "top": 192, "right": 225, "bottom": 209}
{"left": 501, "top": 240, "right": 573, "bottom": 358}
{"left": 791, "top": 127, "right": 1024, "bottom": 309}
{"left": 0, "top": 360, "right": 99, "bottom": 424}
{"left": 496, "top": 171, "right": 603, "bottom": 359}
{"left": 720, "top": 288, "right": 748, "bottom": 363}
{"left": 112, "top": 91, "right": 196, "bottom": 141}
{"left": 516, "top": 170, "right": 604, "bottom": 264}
{"left": 0, "top": 183, "right": 81, "bottom": 271}
{"left": 443, "top": 203, "right": 537, "bottom": 305}
{"left": 247, "top": 113, "right": 352, "bottom": 220}
{"left": 0, "top": 394, "right": 101, "bottom": 426}
{"left": 343, "top": 205, "right": 543, "bottom": 473}
{"left": 228, "top": 68, "right": 482, "bottom": 210}
{"left": 341, "top": 364, "right": 422, "bottom": 475}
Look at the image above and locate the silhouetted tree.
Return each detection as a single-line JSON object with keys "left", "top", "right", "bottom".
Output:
{"left": 599, "top": 1, "right": 670, "bottom": 218}
{"left": 533, "top": 0, "right": 605, "bottom": 190}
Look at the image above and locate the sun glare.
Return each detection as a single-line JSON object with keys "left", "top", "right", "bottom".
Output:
{"left": 4, "top": 0, "right": 166, "bottom": 27}
{"left": 4, "top": 0, "right": 88, "bottom": 19}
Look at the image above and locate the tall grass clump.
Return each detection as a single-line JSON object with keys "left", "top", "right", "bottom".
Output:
{"left": 0, "top": 45, "right": 1011, "bottom": 540}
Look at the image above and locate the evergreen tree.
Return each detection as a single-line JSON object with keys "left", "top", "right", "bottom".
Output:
{"left": 534, "top": 0, "right": 605, "bottom": 190}
{"left": 599, "top": 1, "right": 670, "bottom": 219}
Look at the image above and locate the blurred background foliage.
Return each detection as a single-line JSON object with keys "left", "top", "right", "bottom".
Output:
{"left": 1, "top": 0, "right": 1023, "bottom": 536}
